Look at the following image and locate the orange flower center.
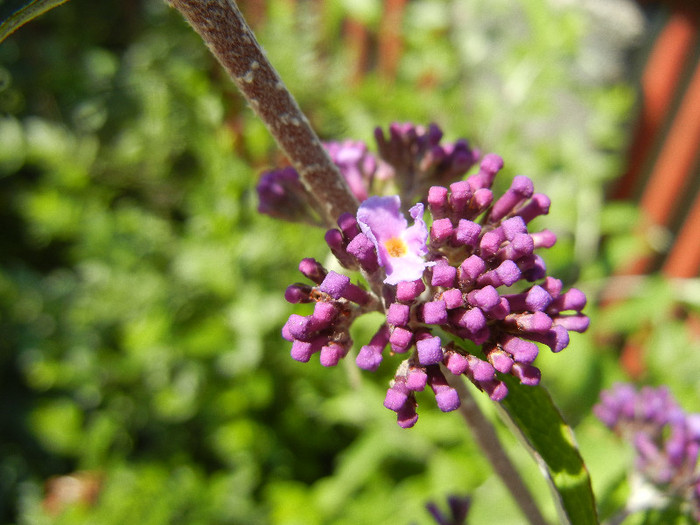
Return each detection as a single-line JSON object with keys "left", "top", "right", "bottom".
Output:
{"left": 384, "top": 237, "right": 407, "bottom": 258}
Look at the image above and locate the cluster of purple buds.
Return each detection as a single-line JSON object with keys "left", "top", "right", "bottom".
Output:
{"left": 280, "top": 132, "right": 589, "bottom": 428}
{"left": 374, "top": 122, "right": 480, "bottom": 204}
{"left": 594, "top": 383, "right": 700, "bottom": 519}
{"left": 256, "top": 123, "right": 479, "bottom": 220}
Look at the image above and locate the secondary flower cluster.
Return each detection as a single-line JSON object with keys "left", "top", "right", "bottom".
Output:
{"left": 279, "top": 127, "right": 588, "bottom": 427}
{"left": 594, "top": 383, "right": 700, "bottom": 520}
{"left": 256, "top": 123, "right": 480, "bottom": 223}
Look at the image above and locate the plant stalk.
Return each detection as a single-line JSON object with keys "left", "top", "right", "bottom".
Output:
{"left": 167, "top": 0, "right": 359, "bottom": 226}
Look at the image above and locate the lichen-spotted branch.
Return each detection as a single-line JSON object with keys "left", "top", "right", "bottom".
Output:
{"left": 167, "top": 0, "right": 359, "bottom": 226}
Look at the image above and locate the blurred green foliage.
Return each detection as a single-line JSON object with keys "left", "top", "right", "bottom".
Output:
{"left": 1, "top": 0, "right": 698, "bottom": 523}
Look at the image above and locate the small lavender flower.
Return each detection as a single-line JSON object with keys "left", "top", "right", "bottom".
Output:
{"left": 356, "top": 196, "right": 433, "bottom": 285}
{"left": 281, "top": 133, "right": 588, "bottom": 428}
{"left": 595, "top": 383, "right": 700, "bottom": 520}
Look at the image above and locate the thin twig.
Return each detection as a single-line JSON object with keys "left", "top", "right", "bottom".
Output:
{"left": 167, "top": 0, "right": 359, "bottom": 226}
{"left": 446, "top": 370, "right": 550, "bottom": 525}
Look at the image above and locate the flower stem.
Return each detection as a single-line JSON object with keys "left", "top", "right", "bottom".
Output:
{"left": 446, "top": 370, "right": 550, "bottom": 525}
{"left": 167, "top": 0, "right": 359, "bottom": 226}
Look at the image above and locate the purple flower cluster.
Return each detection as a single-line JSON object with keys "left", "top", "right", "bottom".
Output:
{"left": 256, "top": 123, "right": 479, "bottom": 220}
{"left": 280, "top": 129, "right": 589, "bottom": 427}
{"left": 594, "top": 383, "right": 700, "bottom": 519}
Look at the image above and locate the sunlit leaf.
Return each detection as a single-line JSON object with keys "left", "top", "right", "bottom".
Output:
{"left": 498, "top": 376, "right": 599, "bottom": 524}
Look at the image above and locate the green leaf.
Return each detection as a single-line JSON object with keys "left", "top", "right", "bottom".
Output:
{"left": 498, "top": 375, "right": 599, "bottom": 524}
{"left": 0, "top": 0, "right": 70, "bottom": 43}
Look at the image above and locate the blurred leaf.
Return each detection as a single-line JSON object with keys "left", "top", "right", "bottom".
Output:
{"left": 498, "top": 376, "right": 598, "bottom": 524}
{"left": 0, "top": 0, "right": 69, "bottom": 43}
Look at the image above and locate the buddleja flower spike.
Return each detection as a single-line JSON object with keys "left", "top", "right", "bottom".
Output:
{"left": 277, "top": 125, "right": 589, "bottom": 428}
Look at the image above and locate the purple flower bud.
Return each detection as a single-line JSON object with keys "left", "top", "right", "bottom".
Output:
{"left": 337, "top": 212, "right": 360, "bottom": 241}
{"left": 427, "top": 366, "right": 460, "bottom": 412}
{"left": 501, "top": 216, "right": 527, "bottom": 239}
{"left": 428, "top": 186, "right": 449, "bottom": 219}
{"left": 466, "top": 285, "right": 500, "bottom": 311}
{"left": 387, "top": 303, "right": 411, "bottom": 326}
{"left": 422, "top": 300, "right": 448, "bottom": 325}
{"left": 483, "top": 379, "right": 508, "bottom": 401}
{"left": 479, "top": 228, "right": 506, "bottom": 259}
{"left": 485, "top": 297, "right": 511, "bottom": 320}
{"left": 396, "top": 279, "right": 426, "bottom": 302}
{"left": 525, "top": 325, "right": 570, "bottom": 352}
{"left": 390, "top": 327, "right": 413, "bottom": 353}
{"left": 384, "top": 379, "right": 410, "bottom": 411}
{"left": 500, "top": 335, "right": 539, "bottom": 364}
{"left": 489, "top": 175, "right": 534, "bottom": 222}
{"left": 505, "top": 311, "right": 553, "bottom": 333}
{"left": 319, "top": 271, "right": 349, "bottom": 300}
{"left": 499, "top": 233, "right": 535, "bottom": 261}
{"left": 281, "top": 320, "right": 294, "bottom": 342}
{"left": 517, "top": 193, "right": 551, "bottom": 223}
{"left": 284, "top": 284, "right": 314, "bottom": 304}
{"left": 442, "top": 288, "right": 464, "bottom": 309}
{"left": 431, "top": 218, "right": 454, "bottom": 243}
{"left": 453, "top": 219, "right": 481, "bottom": 247}
{"left": 406, "top": 367, "right": 428, "bottom": 391}
{"left": 467, "top": 355, "right": 495, "bottom": 382}
{"left": 356, "top": 346, "right": 383, "bottom": 371}
{"left": 531, "top": 229, "right": 557, "bottom": 249}
{"left": 459, "top": 255, "right": 486, "bottom": 285}
{"left": 521, "top": 254, "right": 548, "bottom": 281}
{"left": 553, "top": 314, "right": 590, "bottom": 333}
{"left": 487, "top": 348, "right": 514, "bottom": 373}
{"left": 450, "top": 307, "right": 487, "bottom": 333}
{"left": 325, "top": 228, "right": 357, "bottom": 269}
{"left": 312, "top": 300, "right": 338, "bottom": 323}
{"left": 477, "top": 260, "right": 521, "bottom": 287}
{"left": 470, "top": 188, "right": 493, "bottom": 214}
{"left": 291, "top": 336, "right": 325, "bottom": 362}
{"left": 416, "top": 334, "right": 444, "bottom": 365}
{"left": 431, "top": 264, "right": 457, "bottom": 288}
{"left": 503, "top": 285, "right": 552, "bottom": 313}
{"left": 511, "top": 362, "right": 541, "bottom": 386}
{"left": 467, "top": 153, "right": 503, "bottom": 191}
{"left": 320, "top": 343, "right": 347, "bottom": 367}
{"left": 449, "top": 181, "right": 473, "bottom": 214}
{"left": 346, "top": 233, "right": 380, "bottom": 273}
{"left": 444, "top": 349, "right": 469, "bottom": 375}
{"left": 355, "top": 325, "right": 389, "bottom": 371}
{"left": 285, "top": 314, "right": 317, "bottom": 342}
{"left": 435, "top": 389, "right": 460, "bottom": 412}
{"left": 397, "top": 398, "right": 419, "bottom": 428}
{"left": 299, "top": 258, "right": 327, "bottom": 284}
{"left": 549, "top": 288, "right": 587, "bottom": 313}
{"left": 348, "top": 283, "right": 372, "bottom": 305}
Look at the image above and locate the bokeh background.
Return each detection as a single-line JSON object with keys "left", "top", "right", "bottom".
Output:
{"left": 1, "top": 0, "right": 698, "bottom": 523}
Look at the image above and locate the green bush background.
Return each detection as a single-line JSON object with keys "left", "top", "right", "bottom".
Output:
{"left": 1, "top": 0, "right": 698, "bottom": 523}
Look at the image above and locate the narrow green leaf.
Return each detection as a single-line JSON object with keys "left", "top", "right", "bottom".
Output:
{"left": 498, "top": 375, "right": 599, "bottom": 524}
{"left": 0, "top": 0, "right": 70, "bottom": 43}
